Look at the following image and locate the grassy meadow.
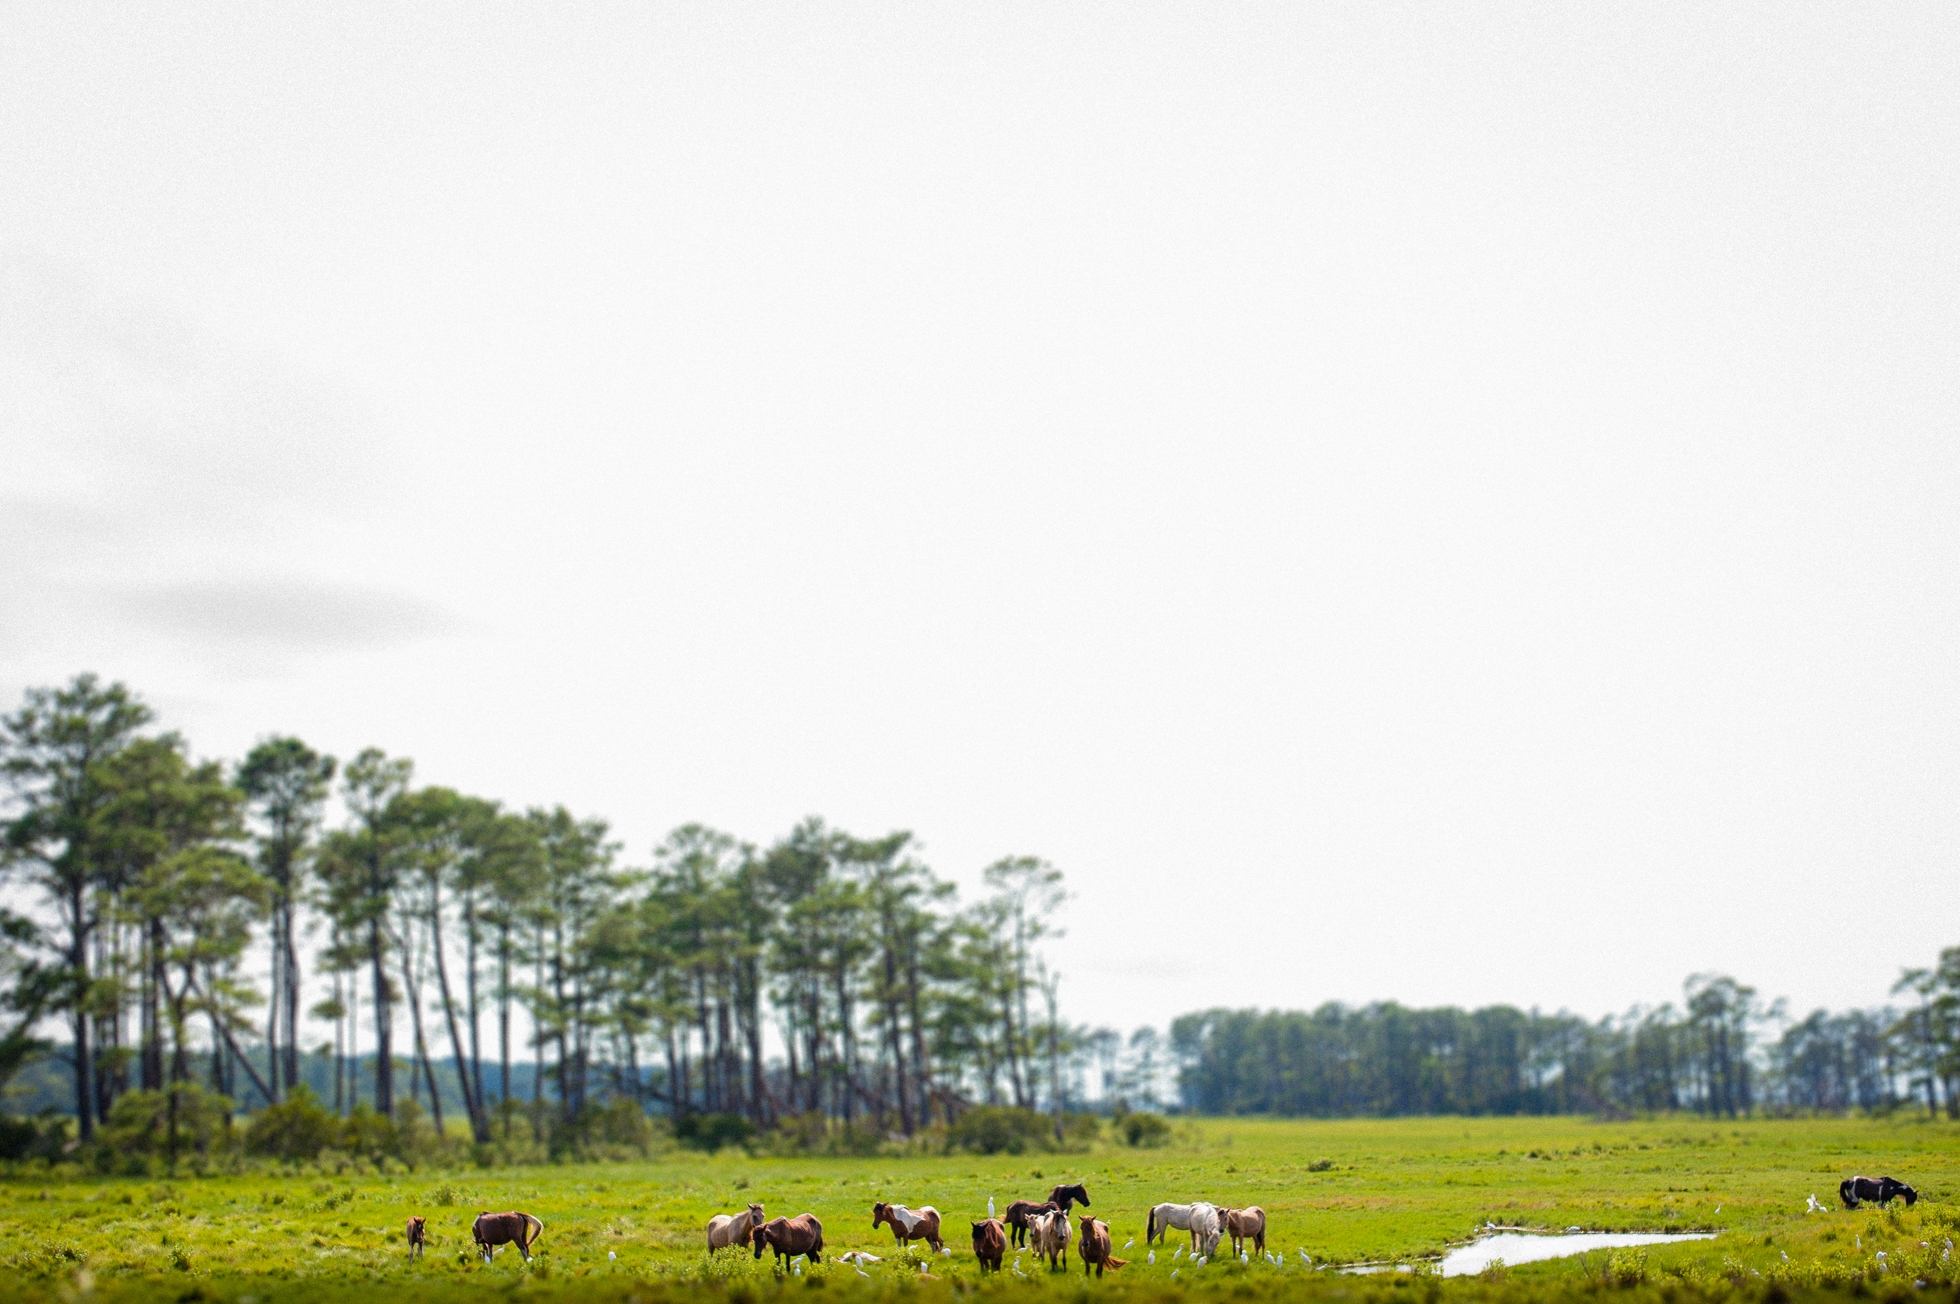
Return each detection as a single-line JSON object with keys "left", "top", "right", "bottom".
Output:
{"left": 1, "top": 1114, "right": 1955, "bottom": 1304}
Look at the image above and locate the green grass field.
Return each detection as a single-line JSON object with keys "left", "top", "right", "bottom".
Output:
{"left": 2, "top": 1115, "right": 1955, "bottom": 1303}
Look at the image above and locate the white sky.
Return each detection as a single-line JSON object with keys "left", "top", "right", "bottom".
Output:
{"left": 3, "top": 4, "right": 1958, "bottom": 1042}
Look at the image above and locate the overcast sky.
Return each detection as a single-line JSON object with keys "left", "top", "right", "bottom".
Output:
{"left": 3, "top": 4, "right": 1957, "bottom": 1039}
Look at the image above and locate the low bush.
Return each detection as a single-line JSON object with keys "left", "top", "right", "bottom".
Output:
{"left": 97, "top": 1085, "right": 232, "bottom": 1162}
{"left": 946, "top": 1105, "right": 1055, "bottom": 1155}
{"left": 1116, "top": 1110, "right": 1172, "bottom": 1147}
{"left": 243, "top": 1085, "right": 338, "bottom": 1160}
{"left": 673, "top": 1111, "right": 755, "bottom": 1153}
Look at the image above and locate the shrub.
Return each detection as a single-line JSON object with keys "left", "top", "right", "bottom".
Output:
{"left": 947, "top": 1106, "right": 1053, "bottom": 1155}
{"left": 339, "top": 1102, "right": 401, "bottom": 1161}
{"left": 1118, "top": 1111, "right": 1172, "bottom": 1148}
{"left": 98, "top": 1085, "right": 232, "bottom": 1160}
{"left": 0, "top": 1112, "right": 69, "bottom": 1163}
{"left": 244, "top": 1085, "right": 338, "bottom": 1161}
{"left": 673, "top": 1111, "right": 755, "bottom": 1152}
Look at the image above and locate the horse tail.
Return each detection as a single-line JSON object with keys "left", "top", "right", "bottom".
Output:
{"left": 526, "top": 1214, "right": 546, "bottom": 1244}
{"left": 1146, "top": 1208, "right": 1156, "bottom": 1243}
{"left": 1106, "top": 1257, "right": 1127, "bottom": 1271}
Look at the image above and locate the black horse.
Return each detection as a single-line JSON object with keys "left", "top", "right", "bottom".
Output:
{"left": 1047, "top": 1183, "right": 1091, "bottom": 1213}
{"left": 1839, "top": 1176, "right": 1917, "bottom": 1208}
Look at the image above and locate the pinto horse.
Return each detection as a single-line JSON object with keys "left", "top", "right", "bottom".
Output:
{"left": 1840, "top": 1176, "right": 1917, "bottom": 1208}
{"left": 971, "top": 1219, "right": 1007, "bottom": 1272}
{"left": 1005, "top": 1200, "right": 1058, "bottom": 1248}
{"left": 1077, "top": 1215, "right": 1127, "bottom": 1278}
{"left": 752, "top": 1214, "right": 825, "bottom": 1268}
{"left": 406, "top": 1216, "right": 426, "bottom": 1260}
{"left": 472, "top": 1211, "right": 545, "bottom": 1263}
{"left": 708, "top": 1203, "right": 766, "bottom": 1254}
{"left": 872, "top": 1202, "right": 945, "bottom": 1251}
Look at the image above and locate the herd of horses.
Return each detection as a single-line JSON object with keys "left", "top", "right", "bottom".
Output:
{"left": 436, "top": 1180, "right": 1261, "bottom": 1278}
{"left": 429, "top": 1171, "right": 1918, "bottom": 1274}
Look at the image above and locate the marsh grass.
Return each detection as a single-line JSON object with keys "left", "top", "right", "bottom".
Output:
{"left": 0, "top": 1115, "right": 1952, "bottom": 1304}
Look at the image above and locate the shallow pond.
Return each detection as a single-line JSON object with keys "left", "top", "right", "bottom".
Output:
{"left": 1438, "top": 1231, "right": 1717, "bottom": 1276}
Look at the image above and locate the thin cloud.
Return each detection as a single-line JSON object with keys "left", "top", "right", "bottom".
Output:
{"left": 105, "top": 578, "right": 457, "bottom": 653}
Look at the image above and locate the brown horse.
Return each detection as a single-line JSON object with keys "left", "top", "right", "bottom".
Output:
{"left": 752, "top": 1214, "right": 825, "bottom": 1268}
{"left": 1005, "top": 1200, "right": 1058, "bottom": 1248}
{"left": 1048, "top": 1183, "right": 1092, "bottom": 1213}
{"left": 1077, "top": 1214, "right": 1126, "bottom": 1279}
{"left": 406, "top": 1216, "right": 426, "bottom": 1260}
{"left": 472, "top": 1211, "right": 545, "bottom": 1263}
{"left": 971, "top": 1219, "right": 1007, "bottom": 1272}
{"left": 872, "top": 1201, "right": 945, "bottom": 1251}
{"left": 708, "top": 1203, "right": 766, "bottom": 1254}
{"left": 1222, "top": 1207, "right": 1266, "bottom": 1257}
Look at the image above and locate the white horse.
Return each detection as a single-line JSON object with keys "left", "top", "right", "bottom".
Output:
{"left": 1147, "top": 1202, "right": 1221, "bottom": 1254}
{"left": 707, "top": 1203, "right": 767, "bottom": 1254}
{"left": 1029, "top": 1209, "right": 1072, "bottom": 1271}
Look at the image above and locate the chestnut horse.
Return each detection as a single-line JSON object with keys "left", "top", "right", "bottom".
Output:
{"left": 472, "top": 1211, "right": 545, "bottom": 1263}
{"left": 406, "top": 1216, "right": 426, "bottom": 1260}
{"left": 971, "top": 1219, "right": 1007, "bottom": 1272}
{"left": 1077, "top": 1214, "right": 1126, "bottom": 1278}
{"left": 752, "top": 1214, "right": 825, "bottom": 1268}
{"left": 1222, "top": 1207, "right": 1266, "bottom": 1257}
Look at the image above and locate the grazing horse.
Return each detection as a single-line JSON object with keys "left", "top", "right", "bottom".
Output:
{"left": 872, "top": 1202, "right": 945, "bottom": 1251}
{"left": 472, "top": 1211, "right": 545, "bottom": 1263}
{"left": 1222, "top": 1207, "right": 1267, "bottom": 1257}
{"left": 752, "top": 1214, "right": 825, "bottom": 1268}
{"left": 1840, "top": 1176, "right": 1917, "bottom": 1208}
{"left": 406, "top": 1216, "right": 426, "bottom": 1260}
{"left": 707, "top": 1203, "right": 766, "bottom": 1254}
{"left": 1146, "top": 1202, "right": 1219, "bottom": 1251}
{"left": 1048, "top": 1183, "right": 1092, "bottom": 1213}
{"left": 1077, "top": 1214, "right": 1126, "bottom": 1278}
{"left": 1005, "top": 1200, "right": 1058, "bottom": 1248}
{"left": 971, "top": 1219, "right": 1008, "bottom": 1272}
{"left": 1029, "top": 1208, "right": 1072, "bottom": 1272}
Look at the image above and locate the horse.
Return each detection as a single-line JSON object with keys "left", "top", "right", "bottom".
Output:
{"left": 406, "top": 1216, "right": 426, "bottom": 1260}
{"left": 1077, "top": 1214, "right": 1127, "bottom": 1278}
{"left": 1048, "top": 1183, "right": 1092, "bottom": 1213}
{"left": 708, "top": 1203, "right": 766, "bottom": 1254}
{"left": 472, "top": 1211, "right": 545, "bottom": 1263}
{"left": 752, "top": 1214, "right": 825, "bottom": 1268}
{"left": 971, "top": 1219, "right": 1007, "bottom": 1272}
{"left": 1029, "top": 1208, "right": 1072, "bottom": 1271}
{"left": 1840, "top": 1176, "right": 1917, "bottom": 1208}
{"left": 872, "top": 1202, "right": 945, "bottom": 1251}
{"left": 1005, "top": 1200, "right": 1059, "bottom": 1248}
{"left": 1188, "top": 1203, "right": 1222, "bottom": 1257}
{"left": 1146, "top": 1202, "right": 1219, "bottom": 1251}
{"left": 1222, "top": 1207, "right": 1266, "bottom": 1257}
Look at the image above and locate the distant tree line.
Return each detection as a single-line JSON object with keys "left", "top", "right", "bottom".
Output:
{"left": 1173, "top": 963, "right": 1960, "bottom": 1119}
{"left": 5, "top": 673, "right": 1953, "bottom": 1156}
{"left": 0, "top": 674, "right": 1116, "bottom": 1156}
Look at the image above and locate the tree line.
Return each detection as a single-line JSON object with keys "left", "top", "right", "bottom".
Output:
{"left": 6, "top": 673, "right": 1954, "bottom": 1153}
{"left": 0, "top": 674, "right": 1093, "bottom": 1153}
{"left": 1173, "top": 962, "right": 1960, "bottom": 1119}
